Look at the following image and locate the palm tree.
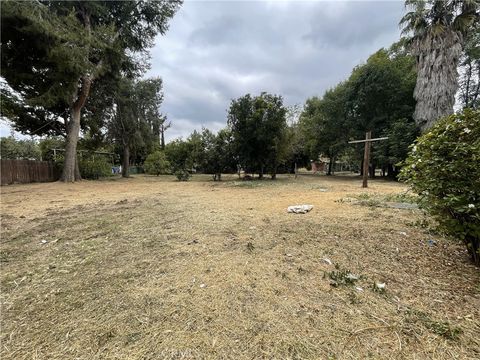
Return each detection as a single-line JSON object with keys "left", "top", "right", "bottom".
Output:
{"left": 400, "top": 0, "right": 479, "bottom": 131}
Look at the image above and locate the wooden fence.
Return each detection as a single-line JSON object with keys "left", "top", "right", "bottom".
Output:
{"left": 1, "top": 159, "right": 60, "bottom": 185}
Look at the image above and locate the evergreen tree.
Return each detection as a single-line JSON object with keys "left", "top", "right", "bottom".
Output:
{"left": 1, "top": 0, "right": 181, "bottom": 181}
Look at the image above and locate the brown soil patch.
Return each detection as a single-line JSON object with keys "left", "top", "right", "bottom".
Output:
{"left": 1, "top": 174, "right": 479, "bottom": 359}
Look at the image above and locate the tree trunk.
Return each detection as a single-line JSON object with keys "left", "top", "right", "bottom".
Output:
{"left": 271, "top": 160, "right": 278, "bottom": 180}
{"left": 75, "top": 154, "right": 82, "bottom": 180}
{"left": 387, "top": 164, "right": 397, "bottom": 179}
{"left": 161, "top": 128, "right": 166, "bottom": 150}
{"left": 60, "top": 75, "right": 92, "bottom": 182}
{"left": 259, "top": 165, "right": 264, "bottom": 179}
{"left": 122, "top": 144, "right": 130, "bottom": 178}
{"left": 362, "top": 131, "right": 371, "bottom": 188}
{"left": 465, "top": 236, "right": 479, "bottom": 266}
{"left": 61, "top": 106, "right": 82, "bottom": 182}
{"left": 60, "top": 6, "right": 96, "bottom": 182}
{"left": 413, "top": 31, "right": 463, "bottom": 132}
{"left": 327, "top": 157, "right": 333, "bottom": 176}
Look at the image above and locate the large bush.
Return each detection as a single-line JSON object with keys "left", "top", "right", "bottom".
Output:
{"left": 174, "top": 169, "right": 190, "bottom": 181}
{"left": 144, "top": 151, "right": 171, "bottom": 176}
{"left": 79, "top": 157, "right": 112, "bottom": 180}
{"left": 400, "top": 109, "right": 480, "bottom": 265}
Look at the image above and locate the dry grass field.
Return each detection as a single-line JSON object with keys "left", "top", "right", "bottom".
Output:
{"left": 1, "top": 174, "right": 479, "bottom": 359}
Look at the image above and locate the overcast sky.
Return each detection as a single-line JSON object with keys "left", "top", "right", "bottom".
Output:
{"left": 0, "top": 0, "right": 406, "bottom": 140}
{"left": 145, "top": 0, "right": 405, "bottom": 142}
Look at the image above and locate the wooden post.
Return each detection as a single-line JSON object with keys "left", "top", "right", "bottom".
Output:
{"left": 362, "top": 131, "right": 371, "bottom": 188}
{"left": 348, "top": 133, "right": 388, "bottom": 188}
{"left": 294, "top": 161, "right": 298, "bottom": 179}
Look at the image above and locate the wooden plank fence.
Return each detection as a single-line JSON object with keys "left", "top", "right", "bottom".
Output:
{"left": 1, "top": 159, "right": 60, "bottom": 185}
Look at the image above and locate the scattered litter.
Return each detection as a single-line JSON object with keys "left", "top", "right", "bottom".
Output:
{"left": 374, "top": 282, "right": 386, "bottom": 291}
{"left": 199, "top": 283, "right": 206, "bottom": 288}
{"left": 319, "top": 189, "right": 328, "bottom": 192}
{"left": 322, "top": 258, "right": 332, "bottom": 265}
{"left": 355, "top": 286, "right": 364, "bottom": 292}
{"left": 346, "top": 274, "right": 359, "bottom": 281}
{"left": 287, "top": 205, "right": 313, "bottom": 214}
{"left": 286, "top": 253, "right": 293, "bottom": 257}
{"left": 41, "top": 240, "right": 48, "bottom": 244}
{"left": 249, "top": 226, "right": 257, "bottom": 230}
{"left": 399, "top": 231, "right": 407, "bottom": 236}
{"left": 427, "top": 239, "right": 437, "bottom": 246}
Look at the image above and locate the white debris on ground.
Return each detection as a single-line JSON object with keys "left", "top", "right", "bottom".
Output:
{"left": 322, "top": 258, "right": 333, "bottom": 265}
{"left": 374, "top": 282, "right": 386, "bottom": 291}
{"left": 287, "top": 205, "right": 314, "bottom": 214}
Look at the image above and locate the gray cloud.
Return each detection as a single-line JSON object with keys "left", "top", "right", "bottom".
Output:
{"left": 146, "top": 0, "right": 405, "bottom": 143}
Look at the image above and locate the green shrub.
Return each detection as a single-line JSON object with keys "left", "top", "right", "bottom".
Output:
{"left": 79, "top": 157, "right": 112, "bottom": 180}
{"left": 400, "top": 109, "right": 480, "bottom": 265}
{"left": 144, "top": 151, "right": 170, "bottom": 176}
{"left": 175, "top": 169, "right": 190, "bottom": 181}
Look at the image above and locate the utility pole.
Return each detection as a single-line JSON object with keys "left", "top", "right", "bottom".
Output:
{"left": 348, "top": 132, "right": 388, "bottom": 188}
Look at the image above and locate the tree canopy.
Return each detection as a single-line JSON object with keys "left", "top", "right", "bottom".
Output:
{"left": 228, "top": 92, "right": 288, "bottom": 179}
{"left": 1, "top": 0, "right": 182, "bottom": 181}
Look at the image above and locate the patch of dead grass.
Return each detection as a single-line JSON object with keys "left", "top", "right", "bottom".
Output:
{"left": 1, "top": 174, "right": 479, "bottom": 359}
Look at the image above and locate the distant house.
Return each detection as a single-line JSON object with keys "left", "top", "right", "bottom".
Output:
{"left": 311, "top": 156, "right": 329, "bottom": 173}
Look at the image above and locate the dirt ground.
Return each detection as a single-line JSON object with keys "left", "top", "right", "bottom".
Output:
{"left": 1, "top": 174, "right": 479, "bottom": 359}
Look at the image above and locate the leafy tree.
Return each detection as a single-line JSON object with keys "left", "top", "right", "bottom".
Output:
{"left": 134, "top": 78, "right": 167, "bottom": 149}
{"left": 174, "top": 169, "right": 190, "bottom": 181}
{"left": 228, "top": 92, "right": 287, "bottom": 179}
{"left": 187, "top": 130, "right": 209, "bottom": 172}
{"left": 400, "top": 0, "right": 479, "bottom": 131}
{"left": 281, "top": 122, "right": 310, "bottom": 175}
{"left": 106, "top": 77, "right": 166, "bottom": 177}
{"left": 374, "top": 118, "right": 419, "bottom": 178}
{"left": 346, "top": 48, "right": 417, "bottom": 176}
{"left": 1, "top": 0, "right": 181, "bottom": 181}
{"left": 144, "top": 151, "right": 171, "bottom": 176}
{"left": 107, "top": 79, "right": 137, "bottom": 177}
{"left": 164, "top": 128, "right": 236, "bottom": 180}
{"left": 164, "top": 138, "right": 192, "bottom": 173}
{"left": 346, "top": 49, "right": 416, "bottom": 131}
{"left": 299, "top": 45, "right": 417, "bottom": 179}
{"left": 400, "top": 108, "right": 480, "bottom": 265}
{"left": 203, "top": 129, "right": 237, "bottom": 181}
{"left": 300, "top": 82, "right": 349, "bottom": 175}
{"left": 0, "top": 137, "right": 41, "bottom": 160}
